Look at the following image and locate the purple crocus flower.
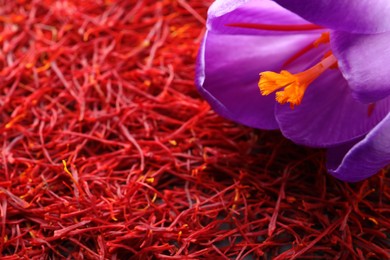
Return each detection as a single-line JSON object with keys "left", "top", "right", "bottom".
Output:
{"left": 196, "top": 0, "right": 390, "bottom": 182}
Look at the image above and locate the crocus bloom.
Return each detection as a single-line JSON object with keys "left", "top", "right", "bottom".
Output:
{"left": 196, "top": 0, "right": 390, "bottom": 182}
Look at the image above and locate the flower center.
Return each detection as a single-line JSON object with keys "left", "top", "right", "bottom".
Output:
{"left": 225, "top": 23, "right": 337, "bottom": 108}
{"left": 258, "top": 31, "right": 336, "bottom": 109}
{"left": 258, "top": 53, "right": 337, "bottom": 109}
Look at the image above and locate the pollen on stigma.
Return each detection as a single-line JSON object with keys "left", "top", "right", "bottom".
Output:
{"left": 259, "top": 52, "right": 337, "bottom": 109}
{"left": 225, "top": 23, "right": 335, "bottom": 108}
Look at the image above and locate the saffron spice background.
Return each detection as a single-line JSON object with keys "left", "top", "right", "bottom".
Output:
{"left": 0, "top": 0, "right": 390, "bottom": 258}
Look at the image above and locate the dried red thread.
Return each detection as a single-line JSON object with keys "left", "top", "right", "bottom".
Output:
{"left": 0, "top": 0, "right": 389, "bottom": 259}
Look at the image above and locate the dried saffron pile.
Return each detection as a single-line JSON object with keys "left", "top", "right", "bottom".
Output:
{"left": 1, "top": 0, "right": 389, "bottom": 259}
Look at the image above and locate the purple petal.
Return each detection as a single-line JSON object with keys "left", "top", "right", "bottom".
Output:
{"left": 208, "top": 0, "right": 322, "bottom": 36}
{"left": 327, "top": 112, "right": 390, "bottom": 182}
{"left": 275, "top": 70, "right": 390, "bottom": 147}
{"left": 331, "top": 31, "right": 390, "bottom": 103}
{"left": 196, "top": 31, "right": 323, "bottom": 129}
{"left": 274, "top": 0, "right": 390, "bottom": 34}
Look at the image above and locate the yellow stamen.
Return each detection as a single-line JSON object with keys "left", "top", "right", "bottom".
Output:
{"left": 259, "top": 54, "right": 337, "bottom": 109}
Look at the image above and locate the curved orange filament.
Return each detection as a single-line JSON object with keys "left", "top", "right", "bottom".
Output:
{"left": 283, "top": 32, "right": 330, "bottom": 67}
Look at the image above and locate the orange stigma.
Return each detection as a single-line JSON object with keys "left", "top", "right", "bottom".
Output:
{"left": 258, "top": 53, "right": 337, "bottom": 109}
{"left": 225, "top": 23, "right": 335, "bottom": 109}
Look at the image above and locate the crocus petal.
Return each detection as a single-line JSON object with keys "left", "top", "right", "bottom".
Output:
{"left": 331, "top": 31, "right": 390, "bottom": 103}
{"left": 275, "top": 70, "right": 390, "bottom": 147}
{"left": 327, "top": 112, "right": 390, "bottom": 182}
{"left": 207, "top": 0, "right": 248, "bottom": 18}
{"left": 274, "top": 0, "right": 390, "bottom": 34}
{"left": 207, "top": 0, "right": 322, "bottom": 36}
{"left": 196, "top": 31, "right": 323, "bottom": 129}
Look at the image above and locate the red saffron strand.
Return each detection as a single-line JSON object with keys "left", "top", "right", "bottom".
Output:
{"left": 282, "top": 41, "right": 318, "bottom": 67}
{"left": 226, "top": 23, "right": 323, "bottom": 31}
{"left": 0, "top": 0, "right": 389, "bottom": 259}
